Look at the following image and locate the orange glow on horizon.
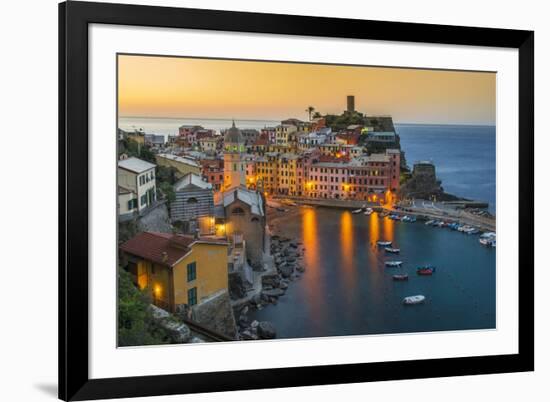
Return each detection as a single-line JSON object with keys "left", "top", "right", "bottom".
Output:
{"left": 118, "top": 55, "right": 496, "bottom": 125}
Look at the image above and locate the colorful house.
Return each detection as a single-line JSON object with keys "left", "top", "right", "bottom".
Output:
{"left": 120, "top": 232, "right": 229, "bottom": 313}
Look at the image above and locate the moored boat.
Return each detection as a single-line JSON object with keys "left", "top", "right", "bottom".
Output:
{"left": 385, "top": 247, "right": 400, "bottom": 254}
{"left": 417, "top": 265, "right": 436, "bottom": 275}
{"left": 425, "top": 220, "right": 435, "bottom": 225}
{"left": 385, "top": 260, "right": 403, "bottom": 267}
{"left": 403, "top": 295, "right": 426, "bottom": 305}
{"left": 352, "top": 208, "right": 362, "bottom": 214}
{"left": 364, "top": 208, "right": 373, "bottom": 215}
{"left": 392, "top": 274, "right": 409, "bottom": 281}
{"left": 377, "top": 240, "right": 392, "bottom": 247}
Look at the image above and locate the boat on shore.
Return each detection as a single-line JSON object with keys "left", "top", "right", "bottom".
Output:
{"left": 392, "top": 274, "right": 409, "bottom": 281}
{"left": 385, "top": 247, "right": 400, "bottom": 254}
{"left": 403, "top": 295, "right": 426, "bottom": 305}
{"left": 417, "top": 265, "right": 436, "bottom": 275}
{"left": 385, "top": 261, "right": 403, "bottom": 267}
{"left": 377, "top": 240, "right": 392, "bottom": 247}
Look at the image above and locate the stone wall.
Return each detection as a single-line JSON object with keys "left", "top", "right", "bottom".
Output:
{"left": 138, "top": 203, "right": 172, "bottom": 233}
{"left": 187, "top": 290, "right": 237, "bottom": 339}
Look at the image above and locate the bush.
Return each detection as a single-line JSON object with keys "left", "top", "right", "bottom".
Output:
{"left": 118, "top": 268, "right": 170, "bottom": 346}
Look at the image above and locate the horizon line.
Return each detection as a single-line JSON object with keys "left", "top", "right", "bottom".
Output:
{"left": 119, "top": 115, "right": 496, "bottom": 127}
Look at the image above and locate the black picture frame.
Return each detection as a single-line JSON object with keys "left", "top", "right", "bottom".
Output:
{"left": 59, "top": 1, "right": 534, "bottom": 400}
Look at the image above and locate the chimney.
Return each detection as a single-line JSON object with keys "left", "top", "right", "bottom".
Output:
{"left": 161, "top": 252, "right": 168, "bottom": 263}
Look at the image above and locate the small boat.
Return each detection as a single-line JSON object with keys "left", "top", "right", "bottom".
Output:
{"left": 276, "top": 207, "right": 287, "bottom": 212}
{"left": 464, "top": 227, "right": 480, "bottom": 235}
{"left": 417, "top": 265, "right": 436, "bottom": 275}
{"left": 385, "top": 247, "right": 400, "bottom": 254}
{"left": 480, "top": 232, "right": 496, "bottom": 239}
{"left": 425, "top": 220, "right": 435, "bottom": 225}
{"left": 403, "top": 295, "right": 426, "bottom": 305}
{"left": 479, "top": 238, "right": 493, "bottom": 246}
{"left": 392, "top": 274, "right": 409, "bottom": 281}
{"left": 352, "top": 209, "right": 363, "bottom": 214}
{"left": 491, "top": 240, "right": 496, "bottom": 248}
{"left": 364, "top": 208, "right": 373, "bottom": 216}
{"left": 385, "top": 260, "right": 403, "bottom": 267}
{"left": 377, "top": 240, "right": 392, "bottom": 247}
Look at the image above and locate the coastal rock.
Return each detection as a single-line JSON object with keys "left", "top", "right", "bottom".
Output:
{"left": 262, "top": 288, "right": 285, "bottom": 298}
{"left": 262, "top": 273, "right": 281, "bottom": 288}
{"left": 257, "top": 321, "right": 277, "bottom": 339}
{"left": 240, "top": 330, "right": 258, "bottom": 340}
{"left": 279, "top": 264, "right": 294, "bottom": 278}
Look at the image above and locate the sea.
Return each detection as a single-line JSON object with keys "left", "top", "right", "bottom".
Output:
{"left": 119, "top": 117, "right": 496, "bottom": 211}
{"left": 248, "top": 207, "right": 496, "bottom": 338}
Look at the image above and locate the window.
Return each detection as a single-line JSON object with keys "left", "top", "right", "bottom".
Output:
{"left": 232, "top": 207, "right": 245, "bottom": 215}
{"left": 187, "top": 287, "right": 197, "bottom": 306}
{"left": 140, "top": 194, "right": 147, "bottom": 206}
{"left": 187, "top": 262, "right": 197, "bottom": 282}
{"left": 127, "top": 199, "right": 137, "bottom": 210}
{"left": 187, "top": 197, "right": 198, "bottom": 204}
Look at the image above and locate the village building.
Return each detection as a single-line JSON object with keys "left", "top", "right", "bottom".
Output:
{"left": 275, "top": 124, "right": 297, "bottom": 146}
{"left": 198, "top": 136, "right": 222, "bottom": 153}
{"left": 117, "top": 157, "right": 157, "bottom": 219}
{"left": 120, "top": 232, "right": 229, "bottom": 314}
{"left": 178, "top": 125, "right": 203, "bottom": 144}
{"left": 144, "top": 134, "right": 165, "bottom": 147}
{"left": 200, "top": 158, "right": 224, "bottom": 192}
{"left": 171, "top": 173, "right": 215, "bottom": 235}
{"left": 155, "top": 153, "right": 201, "bottom": 178}
{"left": 304, "top": 149, "right": 400, "bottom": 202}
{"left": 276, "top": 153, "right": 299, "bottom": 195}
{"left": 222, "top": 187, "right": 266, "bottom": 269}
{"left": 223, "top": 121, "right": 247, "bottom": 191}
{"left": 254, "top": 152, "right": 279, "bottom": 195}
{"left": 260, "top": 127, "right": 277, "bottom": 144}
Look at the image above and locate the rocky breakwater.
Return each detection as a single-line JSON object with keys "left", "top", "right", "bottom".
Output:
{"left": 236, "top": 234, "right": 306, "bottom": 341}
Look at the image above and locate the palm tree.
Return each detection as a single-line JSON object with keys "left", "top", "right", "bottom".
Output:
{"left": 305, "top": 106, "right": 315, "bottom": 121}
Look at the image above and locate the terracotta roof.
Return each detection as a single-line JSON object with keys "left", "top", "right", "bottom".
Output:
{"left": 120, "top": 232, "right": 227, "bottom": 267}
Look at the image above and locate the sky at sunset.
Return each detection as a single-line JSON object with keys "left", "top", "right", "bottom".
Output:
{"left": 118, "top": 55, "right": 496, "bottom": 125}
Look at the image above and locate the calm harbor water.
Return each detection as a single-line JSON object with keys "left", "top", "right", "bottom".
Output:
{"left": 397, "top": 124, "right": 496, "bottom": 212}
{"left": 249, "top": 207, "right": 496, "bottom": 339}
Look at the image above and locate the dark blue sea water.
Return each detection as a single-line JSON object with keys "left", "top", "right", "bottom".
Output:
{"left": 396, "top": 124, "right": 496, "bottom": 212}
{"left": 249, "top": 207, "right": 496, "bottom": 339}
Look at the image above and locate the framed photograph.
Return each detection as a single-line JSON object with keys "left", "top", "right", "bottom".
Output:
{"left": 59, "top": 1, "right": 534, "bottom": 400}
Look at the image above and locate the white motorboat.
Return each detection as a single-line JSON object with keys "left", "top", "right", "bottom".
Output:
{"left": 352, "top": 209, "right": 363, "bottom": 214}
{"left": 403, "top": 295, "right": 426, "bottom": 305}
{"left": 385, "top": 247, "right": 400, "bottom": 254}
{"left": 364, "top": 208, "right": 373, "bottom": 216}
{"left": 385, "top": 261, "right": 403, "bottom": 267}
{"left": 377, "top": 241, "right": 392, "bottom": 247}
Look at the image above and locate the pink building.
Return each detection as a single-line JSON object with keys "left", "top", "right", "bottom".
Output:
{"left": 261, "top": 127, "right": 277, "bottom": 144}
{"left": 304, "top": 149, "right": 400, "bottom": 202}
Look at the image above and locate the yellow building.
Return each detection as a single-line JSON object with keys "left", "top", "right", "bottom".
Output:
{"left": 120, "top": 232, "right": 229, "bottom": 312}
{"left": 276, "top": 153, "right": 299, "bottom": 195}
{"left": 254, "top": 152, "right": 279, "bottom": 194}
{"left": 275, "top": 124, "right": 297, "bottom": 146}
{"left": 155, "top": 153, "right": 201, "bottom": 178}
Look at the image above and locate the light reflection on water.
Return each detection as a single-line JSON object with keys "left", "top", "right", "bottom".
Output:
{"left": 253, "top": 206, "right": 496, "bottom": 339}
